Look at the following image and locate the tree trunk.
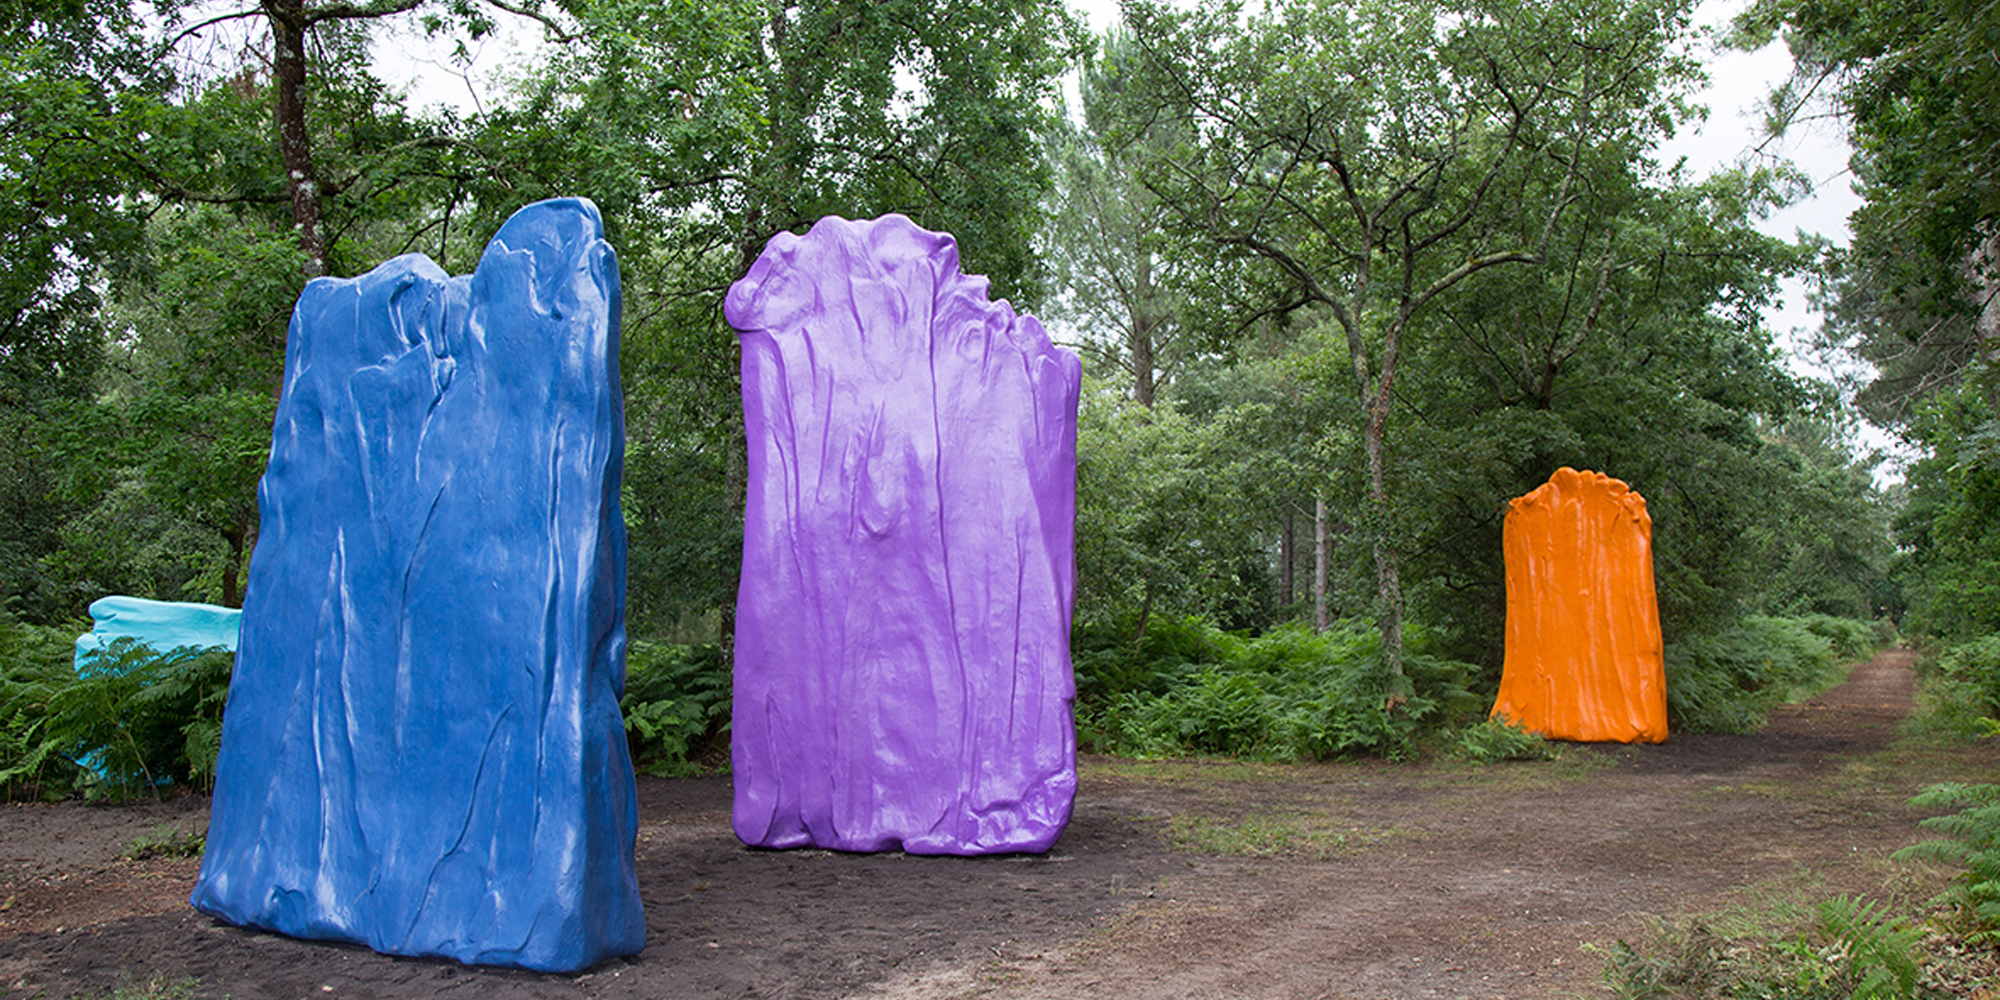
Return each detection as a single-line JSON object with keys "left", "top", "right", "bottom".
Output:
{"left": 1313, "top": 495, "right": 1328, "bottom": 633}
{"left": 1131, "top": 252, "right": 1157, "bottom": 407}
{"left": 264, "top": 0, "right": 326, "bottom": 279}
{"left": 1130, "top": 589, "right": 1154, "bottom": 654}
{"left": 1279, "top": 507, "right": 1294, "bottom": 610}
{"left": 1360, "top": 394, "right": 1405, "bottom": 686}
{"left": 222, "top": 522, "right": 247, "bottom": 608}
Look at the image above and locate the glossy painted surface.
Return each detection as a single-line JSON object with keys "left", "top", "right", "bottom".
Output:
{"left": 74, "top": 596, "right": 241, "bottom": 671}
{"left": 727, "top": 214, "right": 1081, "bottom": 855}
{"left": 1491, "top": 467, "right": 1668, "bottom": 744}
{"left": 189, "top": 199, "right": 644, "bottom": 972}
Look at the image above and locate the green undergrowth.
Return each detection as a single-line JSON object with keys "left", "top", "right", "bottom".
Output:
{"left": 620, "top": 640, "right": 730, "bottom": 777}
{"left": 1898, "top": 639, "right": 2000, "bottom": 947}
{"left": 1072, "top": 617, "right": 1485, "bottom": 761}
{"left": 1073, "top": 612, "right": 1884, "bottom": 762}
{"left": 122, "top": 821, "right": 207, "bottom": 861}
{"left": 2, "top": 613, "right": 231, "bottom": 802}
{"left": 1898, "top": 783, "right": 2000, "bottom": 945}
{"left": 0, "top": 611, "right": 739, "bottom": 799}
{"left": 2, "top": 603, "right": 1893, "bottom": 799}
{"left": 1450, "top": 714, "right": 1557, "bottom": 763}
{"left": 1600, "top": 895, "right": 1952, "bottom": 999}
{"left": 1663, "top": 614, "right": 1887, "bottom": 734}
{"left": 1602, "top": 659, "right": 2000, "bottom": 1000}
{"left": 1917, "top": 636, "right": 2000, "bottom": 740}
{"left": 88, "top": 976, "right": 201, "bottom": 1000}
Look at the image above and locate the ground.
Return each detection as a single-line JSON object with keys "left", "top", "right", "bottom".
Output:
{"left": 1, "top": 649, "right": 1994, "bottom": 999}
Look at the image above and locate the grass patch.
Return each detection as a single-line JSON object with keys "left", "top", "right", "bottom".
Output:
{"left": 1597, "top": 895, "right": 1984, "bottom": 1000}
{"left": 1414, "top": 743, "right": 1622, "bottom": 794}
{"left": 121, "top": 821, "right": 205, "bottom": 862}
{"left": 1080, "top": 755, "right": 1311, "bottom": 788}
{"left": 1162, "top": 810, "right": 1367, "bottom": 860}
{"left": 89, "top": 977, "right": 200, "bottom": 1000}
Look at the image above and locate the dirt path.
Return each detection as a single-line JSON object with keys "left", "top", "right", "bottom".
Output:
{"left": 1, "top": 648, "right": 1992, "bottom": 999}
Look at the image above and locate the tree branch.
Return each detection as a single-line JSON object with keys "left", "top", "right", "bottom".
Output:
{"left": 300, "top": 0, "right": 425, "bottom": 27}
{"left": 477, "top": 0, "right": 582, "bottom": 43}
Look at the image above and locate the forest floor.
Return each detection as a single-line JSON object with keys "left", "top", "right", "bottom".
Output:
{"left": 2, "top": 648, "right": 1996, "bottom": 999}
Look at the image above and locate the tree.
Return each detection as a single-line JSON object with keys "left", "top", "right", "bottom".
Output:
{"left": 1738, "top": 0, "right": 2000, "bottom": 641}
{"left": 0, "top": 2, "right": 175, "bottom": 616}
{"left": 1738, "top": 414, "right": 1895, "bottom": 620}
{"left": 1124, "top": 0, "right": 1705, "bottom": 680}
{"left": 1044, "top": 28, "right": 1200, "bottom": 407}
{"left": 1072, "top": 382, "right": 1273, "bottom": 644}
{"left": 465, "top": 0, "right": 1086, "bottom": 637}
{"left": 159, "top": 0, "right": 576, "bottom": 279}
{"left": 9, "top": 2, "right": 501, "bottom": 614}
{"left": 1738, "top": 0, "right": 2000, "bottom": 425}
{"left": 1388, "top": 160, "right": 1824, "bottom": 661}
{"left": 1894, "top": 384, "right": 2000, "bottom": 638}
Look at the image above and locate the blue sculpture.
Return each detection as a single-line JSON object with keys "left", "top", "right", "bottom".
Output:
{"left": 74, "top": 596, "right": 241, "bottom": 673}
{"left": 190, "top": 199, "right": 644, "bottom": 972}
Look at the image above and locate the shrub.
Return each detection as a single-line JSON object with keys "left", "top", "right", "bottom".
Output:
{"left": 1896, "top": 782, "right": 2000, "bottom": 943}
{"left": 1075, "top": 620, "right": 1480, "bottom": 761}
{"left": 1602, "top": 897, "right": 1928, "bottom": 1000}
{"left": 1665, "top": 615, "right": 1850, "bottom": 734}
{"left": 1924, "top": 637, "right": 2000, "bottom": 739}
{"left": 2, "top": 633, "right": 233, "bottom": 802}
{"left": 620, "top": 641, "right": 730, "bottom": 776}
{"left": 1452, "top": 715, "right": 1555, "bottom": 763}
{"left": 1070, "top": 614, "right": 1228, "bottom": 702}
{"left": 1794, "top": 613, "right": 1890, "bottom": 662}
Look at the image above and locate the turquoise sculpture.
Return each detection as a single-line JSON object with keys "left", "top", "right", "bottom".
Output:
{"left": 74, "top": 596, "right": 241, "bottom": 671}
{"left": 189, "top": 199, "right": 643, "bottom": 972}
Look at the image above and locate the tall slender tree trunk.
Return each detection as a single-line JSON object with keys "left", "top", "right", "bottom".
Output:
{"left": 1130, "top": 253, "right": 1157, "bottom": 407}
{"left": 264, "top": 0, "right": 326, "bottom": 279}
{"left": 1361, "top": 395, "right": 1405, "bottom": 688}
{"left": 1279, "top": 507, "right": 1294, "bottom": 610}
{"left": 1313, "top": 495, "right": 1328, "bottom": 633}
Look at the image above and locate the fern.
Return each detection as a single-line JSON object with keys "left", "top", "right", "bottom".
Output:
{"left": 1812, "top": 896, "right": 1925, "bottom": 998}
{"left": 1897, "top": 782, "right": 2000, "bottom": 940}
{"left": 619, "top": 641, "right": 730, "bottom": 776}
{"left": 4, "top": 636, "right": 234, "bottom": 802}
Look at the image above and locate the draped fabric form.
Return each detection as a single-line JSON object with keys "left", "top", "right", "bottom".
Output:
{"left": 191, "top": 199, "right": 644, "bottom": 972}
{"left": 727, "top": 214, "right": 1082, "bottom": 855}
{"left": 1491, "top": 467, "right": 1668, "bottom": 744}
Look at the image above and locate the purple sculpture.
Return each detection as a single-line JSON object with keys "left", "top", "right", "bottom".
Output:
{"left": 726, "top": 215, "right": 1082, "bottom": 855}
{"left": 190, "top": 199, "right": 643, "bottom": 972}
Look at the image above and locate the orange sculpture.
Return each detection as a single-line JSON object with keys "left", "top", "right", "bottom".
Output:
{"left": 1490, "top": 467, "right": 1668, "bottom": 744}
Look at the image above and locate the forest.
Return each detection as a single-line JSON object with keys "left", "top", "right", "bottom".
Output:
{"left": 3, "top": 0, "right": 2000, "bottom": 991}
{"left": 0, "top": 0, "right": 1996, "bottom": 807}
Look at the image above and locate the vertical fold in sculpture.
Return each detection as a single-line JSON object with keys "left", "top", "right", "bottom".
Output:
{"left": 1490, "top": 466, "right": 1668, "bottom": 744}
{"left": 189, "top": 198, "right": 644, "bottom": 972}
{"left": 726, "top": 214, "right": 1082, "bottom": 855}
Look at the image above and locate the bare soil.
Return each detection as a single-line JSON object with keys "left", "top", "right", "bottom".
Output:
{"left": 1, "top": 648, "right": 1993, "bottom": 999}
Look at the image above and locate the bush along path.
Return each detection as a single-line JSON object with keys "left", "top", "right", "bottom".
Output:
{"left": 1, "top": 648, "right": 1995, "bottom": 999}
